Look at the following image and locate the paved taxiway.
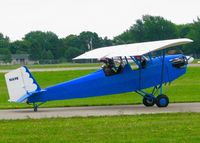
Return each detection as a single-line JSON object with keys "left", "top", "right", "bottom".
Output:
{"left": 0, "top": 103, "right": 200, "bottom": 120}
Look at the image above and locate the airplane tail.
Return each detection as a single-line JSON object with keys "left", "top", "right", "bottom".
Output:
{"left": 5, "top": 66, "right": 41, "bottom": 103}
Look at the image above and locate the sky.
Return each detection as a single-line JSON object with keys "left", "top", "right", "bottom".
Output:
{"left": 0, "top": 0, "right": 199, "bottom": 41}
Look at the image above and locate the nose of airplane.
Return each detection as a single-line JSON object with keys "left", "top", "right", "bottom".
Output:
{"left": 171, "top": 55, "right": 193, "bottom": 68}
{"left": 186, "top": 56, "right": 194, "bottom": 64}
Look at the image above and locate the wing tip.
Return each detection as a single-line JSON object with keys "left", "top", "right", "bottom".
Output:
{"left": 180, "top": 38, "right": 193, "bottom": 43}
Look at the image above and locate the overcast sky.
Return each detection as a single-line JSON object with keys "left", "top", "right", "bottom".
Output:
{"left": 0, "top": 0, "right": 199, "bottom": 41}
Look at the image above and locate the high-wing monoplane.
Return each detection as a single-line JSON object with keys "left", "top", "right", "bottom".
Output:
{"left": 5, "top": 38, "right": 193, "bottom": 111}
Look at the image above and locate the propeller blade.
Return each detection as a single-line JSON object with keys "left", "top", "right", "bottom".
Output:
{"left": 186, "top": 56, "right": 194, "bottom": 64}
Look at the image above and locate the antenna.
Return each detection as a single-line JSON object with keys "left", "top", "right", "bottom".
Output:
{"left": 87, "top": 37, "right": 93, "bottom": 63}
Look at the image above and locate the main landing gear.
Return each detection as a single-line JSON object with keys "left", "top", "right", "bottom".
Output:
{"left": 142, "top": 94, "right": 169, "bottom": 107}
{"left": 136, "top": 86, "right": 169, "bottom": 107}
{"left": 156, "top": 94, "right": 169, "bottom": 107}
{"left": 143, "top": 95, "right": 155, "bottom": 106}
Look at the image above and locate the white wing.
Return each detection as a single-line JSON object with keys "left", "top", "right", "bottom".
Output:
{"left": 73, "top": 38, "right": 193, "bottom": 60}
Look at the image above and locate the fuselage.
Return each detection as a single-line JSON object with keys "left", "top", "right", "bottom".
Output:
{"left": 28, "top": 54, "right": 187, "bottom": 103}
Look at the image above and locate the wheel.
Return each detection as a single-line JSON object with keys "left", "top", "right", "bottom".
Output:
{"left": 34, "top": 106, "right": 38, "bottom": 112}
{"left": 156, "top": 94, "right": 169, "bottom": 107}
{"left": 143, "top": 95, "right": 155, "bottom": 107}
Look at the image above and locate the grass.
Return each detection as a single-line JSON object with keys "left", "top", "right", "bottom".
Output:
{"left": 0, "top": 63, "right": 100, "bottom": 69}
{"left": 0, "top": 113, "right": 200, "bottom": 143}
{"left": 0, "top": 67, "right": 199, "bottom": 109}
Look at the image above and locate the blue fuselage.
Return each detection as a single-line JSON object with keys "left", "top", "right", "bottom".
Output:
{"left": 28, "top": 54, "right": 187, "bottom": 103}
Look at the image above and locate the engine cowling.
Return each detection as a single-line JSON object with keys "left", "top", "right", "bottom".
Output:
{"left": 171, "top": 56, "right": 194, "bottom": 68}
{"left": 171, "top": 56, "right": 187, "bottom": 68}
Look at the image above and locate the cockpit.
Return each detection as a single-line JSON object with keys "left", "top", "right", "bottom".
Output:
{"left": 100, "top": 56, "right": 149, "bottom": 76}
{"left": 100, "top": 57, "right": 124, "bottom": 76}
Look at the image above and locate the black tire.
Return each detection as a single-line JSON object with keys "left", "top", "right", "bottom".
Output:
{"left": 34, "top": 106, "right": 38, "bottom": 112}
{"left": 143, "top": 95, "right": 155, "bottom": 107}
{"left": 156, "top": 94, "right": 169, "bottom": 107}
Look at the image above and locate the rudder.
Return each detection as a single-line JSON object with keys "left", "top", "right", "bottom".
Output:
{"left": 5, "top": 66, "right": 41, "bottom": 102}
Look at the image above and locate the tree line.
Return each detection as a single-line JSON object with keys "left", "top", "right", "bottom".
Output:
{"left": 0, "top": 15, "right": 200, "bottom": 63}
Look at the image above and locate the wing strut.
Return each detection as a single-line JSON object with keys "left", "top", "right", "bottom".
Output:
{"left": 160, "top": 49, "right": 166, "bottom": 94}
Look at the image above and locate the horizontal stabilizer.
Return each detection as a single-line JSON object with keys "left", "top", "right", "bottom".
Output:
{"left": 16, "top": 90, "right": 46, "bottom": 103}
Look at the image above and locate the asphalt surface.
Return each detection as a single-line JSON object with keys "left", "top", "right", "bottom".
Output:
{"left": 0, "top": 103, "right": 200, "bottom": 120}
{"left": 189, "top": 64, "right": 200, "bottom": 67}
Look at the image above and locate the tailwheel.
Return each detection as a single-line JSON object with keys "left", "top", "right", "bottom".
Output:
{"left": 34, "top": 105, "right": 38, "bottom": 112}
{"left": 32, "top": 102, "right": 46, "bottom": 112}
{"left": 156, "top": 94, "right": 169, "bottom": 107}
{"left": 33, "top": 103, "right": 39, "bottom": 112}
{"left": 143, "top": 95, "right": 155, "bottom": 107}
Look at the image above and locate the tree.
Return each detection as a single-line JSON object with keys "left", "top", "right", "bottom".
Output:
{"left": 61, "top": 32, "right": 110, "bottom": 61}
{"left": 177, "top": 24, "right": 192, "bottom": 38}
{"left": 10, "top": 40, "right": 30, "bottom": 54}
{"left": 0, "top": 48, "right": 11, "bottom": 62}
{"left": 61, "top": 35, "right": 81, "bottom": 48}
{"left": 24, "top": 31, "right": 62, "bottom": 60}
{"left": 183, "top": 18, "right": 200, "bottom": 58}
{"left": 114, "top": 15, "right": 178, "bottom": 44}
{"left": 0, "top": 33, "right": 10, "bottom": 49}
{"left": 113, "top": 30, "right": 135, "bottom": 44}
{"left": 0, "top": 33, "right": 11, "bottom": 62}
{"left": 42, "top": 50, "right": 54, "bottom": 60}
{"left": 78, "top": 31, "right": 104, "bottom": 51}
{"left": 130, "top": 15, "right": 178, "bottom": 42}
{"left": 64, "top": 47, "right": 82, "bottom": 61}
{"left": 102, "top": 37, "right": 113, "bottom": 47}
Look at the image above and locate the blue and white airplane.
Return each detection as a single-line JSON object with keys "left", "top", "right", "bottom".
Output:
{"left": 5, "top": 38, "right": 193, "bottom": 111}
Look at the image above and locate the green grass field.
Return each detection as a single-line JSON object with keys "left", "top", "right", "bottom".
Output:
{"left": 0, "top": 113, "right": 200, "bottom": 143}
{"left": 0, "top": 67, "right": 199, "bottom": 109}
{"left": 0, "top": 68, "right": 199, "bottom": 143}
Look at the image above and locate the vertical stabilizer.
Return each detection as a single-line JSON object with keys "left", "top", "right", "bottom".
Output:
{"left": 5, "top": 66, "right": 41, "bottom": 102}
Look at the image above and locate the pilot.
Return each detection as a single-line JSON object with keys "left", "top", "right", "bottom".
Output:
{"left": 141, "top": 57, "right": 147, "bottom": 68}
{"left": 100, "top": 57, "right": 123, "bottom": 76}
{"left": 114, "top": 57, "right": 124, "bottom": 74}
{"left": 100, "top": 58, "right": 117, "bottom": 76}
{"left": 135, "top": 56, "right": 147, "bottom": 69}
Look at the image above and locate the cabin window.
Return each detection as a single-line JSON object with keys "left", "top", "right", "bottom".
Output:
{"left": 129, "top": 60, "right": 139, "bottom": 70}
{"left": 129, "top": 56, "right": 148, "bottom": 70}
